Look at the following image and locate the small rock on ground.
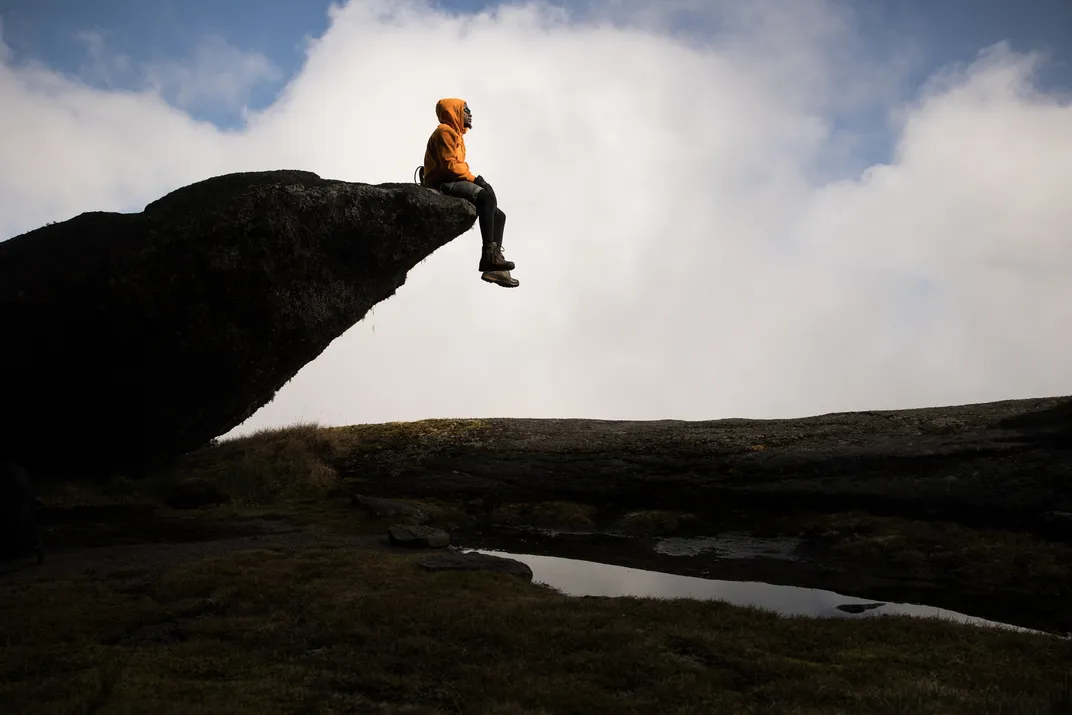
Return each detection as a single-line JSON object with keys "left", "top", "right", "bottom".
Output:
{"left": 388, "top": 524, "right": 450, "bottom": 549}
{"left": 417, "top": 552, "right": 533, "bottom": 581}
{"left": 352, "top": 494, "right": 429, "bottom": 523}
{"left": 836, "top": 602, "right": 885, "bottom": 614}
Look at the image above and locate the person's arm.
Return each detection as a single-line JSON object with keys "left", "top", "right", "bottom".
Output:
{"left": 432, "top": 127, "right": 476, "bottom": 182}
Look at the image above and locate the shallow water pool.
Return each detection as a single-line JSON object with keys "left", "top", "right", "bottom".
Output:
{"left": 465, "top": 548, "right": 1046, "bottom": 636}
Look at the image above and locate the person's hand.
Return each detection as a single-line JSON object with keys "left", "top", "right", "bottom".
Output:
{"left": 474, "top": 175, "right": 495, "bottom": 200}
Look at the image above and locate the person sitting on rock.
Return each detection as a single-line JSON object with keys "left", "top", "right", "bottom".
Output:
{"left": 420, "top": 97, "right": 518, "bottom": 288}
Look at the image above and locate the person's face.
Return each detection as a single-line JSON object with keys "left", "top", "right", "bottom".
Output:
{"left": 463, "top": 103, "right": 472, "bottom": 129}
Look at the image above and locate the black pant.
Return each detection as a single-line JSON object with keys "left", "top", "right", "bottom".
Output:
{"left": 437, "top": 179, "right": 506, "bottom": 246}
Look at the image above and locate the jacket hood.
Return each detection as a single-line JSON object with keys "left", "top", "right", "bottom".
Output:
{"left": 435, "top": 97, "right": 468, "bottom": 135}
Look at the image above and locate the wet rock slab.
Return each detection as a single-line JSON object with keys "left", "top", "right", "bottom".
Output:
{"left": 418, "top": 552, "right": 534, "bottom": 580}
{"left": 388, "top": 524, "right": 450, "bottom": 548}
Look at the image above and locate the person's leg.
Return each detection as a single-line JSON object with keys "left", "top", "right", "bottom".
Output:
{"left": 438, "top": 180, "right": 514, "bottom": 274}
{"left": 493, "top": 207, "right": 506, "bottom": 247}
{"left": 438, "top": 180, "right": 494, "bottom": 244}
{"left": 471, "top": 183, "right": 511, "bottom": 260}
{"left": 472, "top": 180, "right": 507, "bottom": 249}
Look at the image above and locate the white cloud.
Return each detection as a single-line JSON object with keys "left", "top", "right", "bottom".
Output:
{"left": 0, "top": 0, "right": 1069, "bottom": 437}
{"left": 143, "top": 34, "right": 282, "bottom": 113}
{"left": 75, "top": 29, "right": 134, "bottom": 88}
{"left": 52, "top": 26, "right": 279, "bottom": 113}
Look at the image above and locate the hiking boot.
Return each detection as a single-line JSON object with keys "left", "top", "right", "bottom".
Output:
{"left": 481, "top": 270, "right": 519, "bottom": 288}
{"left": 479, "top": 242, "right": 515, "bottom": 272}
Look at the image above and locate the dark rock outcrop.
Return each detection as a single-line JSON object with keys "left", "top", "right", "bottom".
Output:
{"left": 0, "top": 170, "right": 475, "bottom": 477}
{"left": 351, "top": 494, "right": 430, "bottom": 523}
{"left": 388, "top": 524, "right": 450, "bottom": 548}
{"left": 336, "top": 396, "right": 1072, "bottom": 538}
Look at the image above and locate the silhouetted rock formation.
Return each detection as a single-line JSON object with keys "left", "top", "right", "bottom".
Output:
{"left": 0, "top": 170, "right": 476, "bottom": 477}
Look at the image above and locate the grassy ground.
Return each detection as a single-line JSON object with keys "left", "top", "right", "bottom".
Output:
{"left": 38, "top": 419, "right": 487, "bottom": 509}
{"left": 37, "top": 421, "right": 1072, "bottom": 597}
{"left": 7, "top": 422, "right": 1070, "bottom": 714}
{"left": 36, "top": 422, "right": 1072, "bottom": 599}
{"left": 2, "top": 545, "right": 1070, "bottom": 715}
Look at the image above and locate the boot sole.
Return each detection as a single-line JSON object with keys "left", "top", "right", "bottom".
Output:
{"left": 481, "top": 273, "right": 519, "bottom": 287}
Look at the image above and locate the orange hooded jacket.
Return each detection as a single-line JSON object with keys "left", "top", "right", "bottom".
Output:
{"left": 423, "top": 98, "right": 477, "bottom": 186}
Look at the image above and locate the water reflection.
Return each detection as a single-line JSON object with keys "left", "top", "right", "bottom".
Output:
{"left": 466, "top": 549, "right": 1045, "bottom": 636}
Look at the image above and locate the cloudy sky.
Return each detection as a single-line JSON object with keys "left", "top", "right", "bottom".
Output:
{"left": 1, "top": 0, "right": 1070, "bottom": 437}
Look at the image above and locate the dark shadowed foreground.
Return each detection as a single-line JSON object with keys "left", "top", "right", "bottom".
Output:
{"left": 2, "top": 543, "right": 1069, "bottom": 715}
{"left": 0, "top": 170, "right": 476, "bottom": 477}
{"left": 1, "top": 398, "right": 1070, "bottom": 713}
